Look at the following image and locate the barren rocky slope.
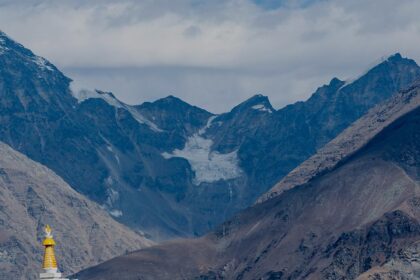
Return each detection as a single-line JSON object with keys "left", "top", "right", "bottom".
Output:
{"left": 0, "top": 142, "right": 152, "bottom": 280}
{"left": 75, "top": 81, "right": 419, "bottom": 280}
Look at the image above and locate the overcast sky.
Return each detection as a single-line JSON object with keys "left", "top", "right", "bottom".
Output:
{"left": 0, "top": 0, "right": 419, "bottom": 113}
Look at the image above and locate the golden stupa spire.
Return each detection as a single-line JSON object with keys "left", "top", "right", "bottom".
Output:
{"left": 42, "top": 224, "right": 58, "bottom": 272}
{"left": 39, "top": 225, "right": 69, "bottom": 280}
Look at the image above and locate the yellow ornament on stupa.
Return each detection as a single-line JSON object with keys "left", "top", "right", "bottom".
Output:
{"left": 42, "top": 225, "right": 58, "bottom": 271}
{"left": 40, "top": 225, "right": 69, "bottom": 280}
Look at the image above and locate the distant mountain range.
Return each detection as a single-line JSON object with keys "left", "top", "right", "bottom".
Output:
{"left": 74, "top": 77, "right": 420, "bottom": 280}
{"left": 1, "top": 30, "right": 420, "bottom": 239}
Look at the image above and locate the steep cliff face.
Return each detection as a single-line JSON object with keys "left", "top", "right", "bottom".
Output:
{"left": 0, "top": 142, "right": 152, "bottom": 280}
{"left": 75, "top": 81, "right": 419, "bottom": 280}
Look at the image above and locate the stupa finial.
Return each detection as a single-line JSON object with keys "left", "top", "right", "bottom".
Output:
{"left": 42, "top": 225, "right": 57, "bottom": 272}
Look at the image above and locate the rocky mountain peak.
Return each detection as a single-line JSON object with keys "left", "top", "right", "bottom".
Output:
{"left": 0, "top": 30, "right": 74, "bottom": 114}
{"left": 388, "top": 52, "right": 403, "bottom": 61}
{"left": 0, "top": 30, "right": 23, "bottom": 49}
{"left": 385, "top": 52, "right": 417, "bottom": 65}
{"left": 367, "top": 52, "right": 419, "bottom": 76}
{"left": 0, "top": 30, "right": 55, "bottom": 70}
{"left": 328, "top": 77, "right": 345, "bottom": 87}
{"left": 142, "top": 95, "right": 198, "bottom": 110}
{"left": 231, "top": 94, "right": 274, "bottom": 114}
{"left": 158, "top": 94, "right": 184, "bottom": 104}
{"left": 308, "top": 77, "right": 345, "bottom": 97}
{"left": 136, "top": 95, "right": 212, "bottom": 134}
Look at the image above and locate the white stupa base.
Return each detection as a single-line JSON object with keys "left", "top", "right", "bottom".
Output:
{"left": 40, "top": 271, "right": 69, "bottom": 280}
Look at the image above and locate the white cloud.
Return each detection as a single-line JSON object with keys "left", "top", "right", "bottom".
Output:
{"left": 0, "top": 0, "right": 420, "bottom": 112}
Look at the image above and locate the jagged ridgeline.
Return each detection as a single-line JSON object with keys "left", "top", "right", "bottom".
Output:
{"left": 1, "top": 30, "right": 420, "bottom": 241}
{"left": 75, "top": 78, "right": 420, "bottom": 280}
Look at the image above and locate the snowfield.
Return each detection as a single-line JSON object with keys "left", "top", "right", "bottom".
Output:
{"left": 162, "top": 116, "right": 243, "bottom": 185}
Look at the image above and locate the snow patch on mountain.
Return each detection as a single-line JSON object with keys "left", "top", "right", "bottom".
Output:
{"left": 125, "top": 106, "right": 163, "bottom": 132}
{"left": 162, "top": 116, "right": 242, "bottom": 184}
{"left": 73, "top": 89, "right": 123, "bottom": 107}
{"left": 103, "top": 184, "right": 123, "bottom": 217}
{"left": 0, "top": 37, "right": 8, "bottom": 55}
{"left": 198, "top": 115, "right": 217, "bottom": 135}
{"left": 70, "top": 86, "right": 163, "bottom": 132}
{"left": 106, "top": 145, "right": 121, "bottom": 165}
{"left": 109, "top": 209, "right": 123, "bottom": 217}
{"left": 33, "top": 56, "right": 54, "bottom": 71}
{"left": 162, "top": 135, "right": 242, "bottom": 184}
{"left": 252, "top": 104, "right": 273, "bottom": 113}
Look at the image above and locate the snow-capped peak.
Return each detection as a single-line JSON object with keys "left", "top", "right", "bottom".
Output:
{"left": 232, "top": 94, "right": 274, "bottom": 114}
{"left": 0, "top": 31, "right": 57, "bottom": 72}
{"left": 71, "top": 86, "right": 163, "bottom": 133}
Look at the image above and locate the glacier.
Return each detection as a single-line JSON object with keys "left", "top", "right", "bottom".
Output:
{"left": 162, "top": 117, "right": 243, "bottom": 185}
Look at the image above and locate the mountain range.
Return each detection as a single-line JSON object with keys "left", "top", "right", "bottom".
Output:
{"left": 1, "top": 30, "right": 420, "bottom": 240}
{"left": 74, "top": 76, "right": 420, "bottom": 280}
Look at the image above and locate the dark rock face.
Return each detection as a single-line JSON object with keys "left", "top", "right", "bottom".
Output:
{"left": 1, "top": 30, "right": 420, "bottom": 238}
{"left": 74, "top": 84, "right": 420, "bottom": 280}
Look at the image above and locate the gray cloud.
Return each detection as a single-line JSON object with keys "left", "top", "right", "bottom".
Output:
{"left": 0, "top": 0, "right": 420, "bottom": 112}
